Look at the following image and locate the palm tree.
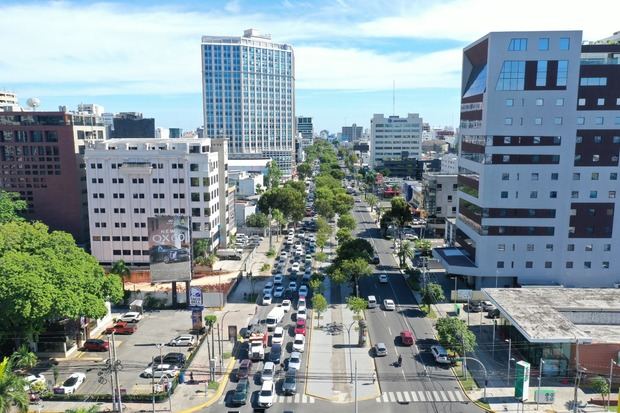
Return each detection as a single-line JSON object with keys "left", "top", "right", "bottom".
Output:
{"left": 0, "top": 358, "right": 28, "bottom": 413}
{"left": 366, "top": 194, "right": 379, "bottom": 216}
{"left": 10, "top": 345, "right": 37, "bottom": 371}
{"left": 110, "top": 260, "right": 131, "bottom": 286}
{"left": 397, "top": 240, "right": 416, "bottom": 268}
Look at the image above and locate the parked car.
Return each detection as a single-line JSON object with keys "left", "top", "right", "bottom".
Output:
{"left": 168, "top": 335, "right": 196, "bottom": 347}
{"left": 237, "top": 359, "right": 252, "bottom": 381}
{"left": 83, "top": 338, "right": 109, "bottom": 352}
{"left": 263, "top": 282, "right": 274, "bottom": 295}
{"left": 290, "top": 263, "right": 300, "bottom": 274}
{"left": 487, "top": 308, "right": 501, "bottom": 319}
{"left": 142, "top": 364, "right": 179, "bottom": 378}
{"left": 272, "top": 327, "right": 284, "bottom": 345}
{"left": 53, "top": 373, "right": 85, "bottom": 394}
{"left": 119, "top": 312, "right": 142, "bottom": 323}
{"left": 383, "top": 299, "right": 396, "bottom": 311}
{"left": 294, "top": 319, "right": 306, "bottom": 336}
{"left": 400, "top": 330, "right": 415, "bottom": 346}
{"left": 274, "top": 274, "right": 284, "bottom": 285}
{"left": 288, "top": 352, "right": 302, "bottom": 370}
{"left": 481, "top": 301, "right": 496, "bottom": 311}
{"left": 281, "top": 299, "right": 292, "bottom": 312}
{"left": 379, "top": 274, "right": 389, "bottom": 283}
{"left": 371, "top": 255, "right": 380, "bottom": 264}
{"left": 153, "top": 352, "right": 186, "bottom": 368}
{"left": 105, "top": 321, "right": 137, "bottom": 335}
{"left": 374, "top": 342, "right": 388, "bottom": 357}
{"left": 24, "top": 374, "right": 46, "bottom": 391}
{"left": 230, "top": 378, "right": 249, "bottom": 406}
{"left": 262, "top": 294, "right": 273, "bottom": 306}
{"left": 297, "top": 298, "right": 307, "bottom": 311}
{"left": 466, "top": 301, "right": 483, "bottom": 312}
{"left": 282, "top": 368, "right": 297, "bottom": 395}
{"left": 292, "top": 334, "right": 305, "bottom": 352}
{"left": 258, "top": 380, "right": 275, "bottom": 408}
{"left": 431, "top": 345, "right": 452, "bottom": 364}
{"left": 288, "top": 281, "right": 298, "bottom": 291}
{"left": 261, "top": 361, "right": 275, "bottom": 384}
{"left": 270, "top": 343, "right": 282, "bottom": 364}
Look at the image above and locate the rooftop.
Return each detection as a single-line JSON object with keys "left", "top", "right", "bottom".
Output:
{"left": 433, "top": 247, "right": 477, "bottom": 268}
{"left": 483, "top": 288, "right": 620, "bottom": 344}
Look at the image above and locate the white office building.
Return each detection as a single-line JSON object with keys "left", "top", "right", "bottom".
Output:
{"left": 201, "top": 29, "right": 295, "bottom": 176}
{"left": 85, "top": 138, "right": 230, "bottom": 266}
{"left": 434, "top": 30, "right": 620, "bottom": 288}
{"left": 370, "top": 113, "right": 423, "bottom": 168}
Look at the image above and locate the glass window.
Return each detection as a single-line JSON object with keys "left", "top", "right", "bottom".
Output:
{"left": 508, "top": 38, "right": 528, "bottom": 51}
{"left": 593, "top": 154, "right": 600, "bottom": 162}
{"left": 531, "top": 173, "right": 539, "bottom": 180}
{"left": 504, "top": 118, "right": 513, "bottom": 125}
{"left": 578, "top": 98, "right": 586, "bottom": 106}
{"left": 555, "top": 98, "right": 564, "bottom": 106}
{"left": 536, "top": 61, "right": 547, "bottom": 86}
{"left": 501, "top": 191, "right": 508, "bottom": 199}
{"left": 557, "top": 60, "right": 568, "bottom": 86}
{"left": 538, "top": 38, "right": 549, "bottom": 50}
{"left": 610, "top": 191, "right": 617, "bottom": 199}
{"left": 505, "top": 99, "right": 514, "bottom": 106}
{"left": 535, "top": 118, "right": 542, "bottom": 125}
{"left": 546, "top": 244, "right": 554, "bottom": 251}
{"left": 550, "top": 191, "right": 557, "bottom": 198}
{"left": 502, "top": 173, "right": 509, "bottom": 180}
{"left": 527, "top": 244, "right": 535, "bottom": 251}
{"left": 604, "top": 244, "right": 611, "bottom": 251}
{"left": 590, "top": 190, "right": 598, "bottom": 198}
{"left": 603, "top": 261, "right": 610, "bottom": 269}
{"left": 525, "top": 261, "right": 533, "bottom": 268}
{"left": 597, "top": 98, "right": 605, "bottom": 106}
{"left": 592, "top": 172, "right": 599, "bottom": 180}
{"left": 545, "top": 262, "right": 552, "bottom": 269}
{"left": 584, "top": 261, "right": 591, "bottom": 269}
{"left": 573, "top": 173, "right": 580, "bottom": 180}
{"left": 559, "top": 37, "right": 570, "bottom": 50}
{"left": 530, "top": 191, "right": 538, "bottom": 199}
{"left": 577, "top": 117, "right": 585, "bottom": 125}
{"left": 554, "top": 117, "right": 562, "bottom": 125}
{"left": 551, "top": 173, "right": 559, "bottom": 180}
{"left": 610, "top": 172, "right": 618, "bottom": 180}
{"left": 536, "top": 98, "right": 544, "bottom": 106}
{"left": 566, "top": 261, "right": 573, "bottom": 269}
{"left": 567, "top": 244, "right": 575, "bottom": 251}
{"left": 580, "top": 77, "right": 607, "bottom": 86}
{"left": 585, "top": 244, "right": 593, "bottom": 251}
{"left": 497, "top": 244, "right": 506, "bottom": 251}
{"left": 571, "top": 191, "right": 579, "bottom": 198}
{"left": 496, "top": 60, "right": 525, "bottom": 90}
{"left": 497, "top": 261, "right": 505, "bottom": 268}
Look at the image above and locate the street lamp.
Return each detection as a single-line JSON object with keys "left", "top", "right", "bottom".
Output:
{"left": 536, "top": 358, "right": 545, "bottom": 410}
{"left": 344, "top": 320, "right": 357, "bottom": 383}
{"left": 506, "top": 338, "right": 512, "bottom": 385}
{"left": 219, "top": 310, "right": 240, "bottom": 371}
{"left": 608, "top": 359, "right": 618, "bottom": 410}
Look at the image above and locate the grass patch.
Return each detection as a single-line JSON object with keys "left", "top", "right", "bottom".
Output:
{"left": 222, "top": 352, "right": 232, "bottom": 359}
{"left": 455, "top": 366, "right": 478, "bottom": 391}
{"left": 260, "top": 263, "right": 271, "bottom": 272}
{"left": 421, "top": 305, "right": 438, "bottom": 319}
{"left": 266, "top": 249, "right": 276, "bottom": 258}
{"left": 315, "top": 252, "right": 328, "bottom": 262}
{"left": 208, "top": 381, "right": 219, "bottom": 390}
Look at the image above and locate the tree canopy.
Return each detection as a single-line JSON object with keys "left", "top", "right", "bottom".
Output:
{"left": 336, "top": 238, "right": 374, "bottom": 263}
{"left": 265, "top": 161, "right": 282, "bottom": 189}
{"left": 330, "top": 257, "right": 372, "bottom": 295}
{"left": 246, "top": 212, "right": 269, "bottom": 228}
{"left": 435, "top": 317, "right": 476, "bottom": 354}
{"left": 337, "top": 213, "right": 356, "bottom": 231}
{"left": 297, "top": 162, "right": 312, "bottom": 180}
{"left": 0, "top": 191, "right": 26, "bottom": 224}
{"left": 257, "top": 187, "right": 305, "bottom": 222}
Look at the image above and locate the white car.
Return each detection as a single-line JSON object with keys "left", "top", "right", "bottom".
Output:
{"left": 24, "top": 373, "right": 46, "bottom": 391}
{"left": 288, "top": 281, "right": 297, "bottom": 291}
{"left": 290, "top": 263, "right": 300, "bottom": 273}
{"left": 288, "top": 352, "right": 302, "bottom": 370}
{"left": 298, "top": 231, "right": 305, "bottom": 239}
{"left": 261, "top": 361, "right": 275, "bottom": 384}
{"left": 379, "top": 274, "right": 389, "bottom": 284}
{"left": 298, "top": 285, "right": 309, "bottom": 297}
{"left": 258, "top": 380, "right": 275, "bottom": 407}
{"left": 294, "top": 241, "right": 303, "bottom": 248}
{"left": 272, "top": 326, "right": 285, "bottom": 345}
{"left": 295, "top": 248, "right": 304, "bottom": 257}
{"left": 296, "top": 308, "right": 307, "bottom": 320}
{"left": 292, "top": 334, "right": 305, "bottom": 352}
{"left": 169, "top": 335, "right": 196, "bottom": 347}
{"left": 280, "top": 252, "right": 288, "bottom": 261}
{"left": 286, "top": 238, "right": 294, "bottom": 245}
{"left": 281, "top": 299, "right": 292, "bottom": 312}
{"left": 274, "top": 274, "right": 284, "bottom": 285}
{"left": 53, "top": 372, "right": 85, "bottom": 394}
{"left": 119, "top": 312, "right": 142, "bottom": 323}
{"left": 273, "top": 286, "right": 285, "bottom": 298}
{"left": 298, "top": 298, "right": 307, "bottom": 311}
{"left": 383, "top": 299, "right": 396, "bottom": 311}
{"left": 263, "top": 282, "right": 274, "bottom": 295}
{"left": 142, "top": 364, "right": 179, "bottom": 378}
{"left": 305, "top": 254, "right": 312, "bottom": 263}
{"left": 262, "top": 294, "right": 273, "bottom": 305}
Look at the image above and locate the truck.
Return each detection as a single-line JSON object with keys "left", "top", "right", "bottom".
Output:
{"left": 216, "top": 249, "right": 242, "bottom": 260}
{"left": 104, "top": 321, "right": 137, "bottom": 335}
{"left": 265, "top": 307, "right": 285, "bottom": 331}
{"left": 248, "top": 331, "right": 268, "bottom": 361}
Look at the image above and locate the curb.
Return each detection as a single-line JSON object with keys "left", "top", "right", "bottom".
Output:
{"left": 176, "top": 356, "right": 236, "bottom": 413}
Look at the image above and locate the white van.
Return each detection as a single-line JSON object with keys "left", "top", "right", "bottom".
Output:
{"left": 367, "top": 295, "right": 378, "bottom": 309}
{"left": 265, "top": 307, "right": 285, "bottom": 331}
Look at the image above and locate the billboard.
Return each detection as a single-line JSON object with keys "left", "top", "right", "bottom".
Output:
{"left": 148, "top": 216, "right": 192, "bottom": 283}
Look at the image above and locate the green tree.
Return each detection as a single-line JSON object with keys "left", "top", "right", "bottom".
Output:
{"left": 312, "top": 294, "right": 328, "bottom": 327}
{"left": 331, "top": 258, "right": 372, "bottom": 296}
{"left": 0, "top": 357, "right": 28, "bottom": 413}
{"left": 192, "top": 239, "right": 210, "bottom": 259}
{"left": 271, "top": 209, "right": 286, "bottom": 238}
{"left": 390, "top": 196, "right": 412, "bottom": 228}
{"left": 0, "top": 221, "right": 123, "bottom": 345}
{"left": 265, "top": 161, "right": 283, "bottom": 189}
{"left": 414, "top": 239, "right": 432, "bottom": 256}
{"left": 110, "top": 259, "right": 131, "bottom": 285}
{"left": 336, "top": 238, "right": 374, "bottom": 263}
{"left": 337, "top": 213, "right": 356, "bottom": 231}
{"left": 397, "top": 240, "right": 416, "bottom": 268}
{"left": 255, "top": 183, "right": 264, "bottom": 195}
{"left": 246, "top": 212, "right": 269, "bottom": 228}
{"left": 283, "top": 180, "right": 306, "bottom": 196}
{"left": 309, "top": 278, "right": 323, "bottom": 294}
{"left": 435, "top": 317, "right": 476, "bottom": 354}
{"left": 589, "top": 376, "right": 610, "bottom": 402}
{"left": 421, "top": 283, "right": 445, "bottom": 310}
{"left": 257, "top": 187, "right": 305, "bottom": 222}
{"left": 9, "top": 345, "right": 37, "bottom": 371}
{"left": 314, "top": 198, "right": 335, "bottom": 220}
{"left": 330, "top": 168, "right": 345, "bottom": 180}
{"left": 0, "top": 191, "right": 26, "bottom": 224}
{"left": 196, "top": 254, "right": 218, "bottom": 268}
{"left": 346, "top": 296, "right": 368, "bottom": 317}
{"left": 365, "top": 194, "right": 379, "bottom": 213}
{"left": 316, "top": 232, "right": 328, "bottom": 252}
{"left": 297, "top": 162, "right": 312, "bottom": 180}
{"left": 336, "top": 228, "right": 352, "bottom": 244}
{"left": 316, "top": 217, "right": 331, "bottom": 235}
{"left": 204, "top": 314, "right": 217, "bottom": 332}
{"left": 333, "top": 193, "right": 355, "bottom": 215}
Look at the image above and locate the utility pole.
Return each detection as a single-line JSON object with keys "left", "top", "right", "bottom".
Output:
{"left": 608, "top": 359, "right": 617, "bottom": 410}
{"left": 537, "top": 358, "right": 545, "bottom": 410}
{"left": 98, "top": 333, "right": 123, "bottom": 412}
{"left": 354, "top": 361, "right": 358, "bottom": 413}
{"left": 572, "top": 338, "right": 581, "bottom": 413}
{"left": 268, "top": 207, "right": 273, "bottom": 251}
{"left": 111, "top": 333, "right": 123, "bottom": 413}
{"left": 506, "top": 338, "right": 512, "bottom": 385}
{"left": 151, "top": 355, "right": 156, "bottom": 413}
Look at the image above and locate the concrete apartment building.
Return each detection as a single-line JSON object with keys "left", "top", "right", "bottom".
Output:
{"left": 297, "top": 116, "right": 313, "bottom": 162}
{"left": 422, "top": 172, "right": 458, "bottom": 237}
{"left": 0, "top": 101, "right": 107, "bottom": 244}
{"left": 370, "top": 113, "right": 423, "bottom": 168}
{"left": 341, "top": 124, "right": 363, "bottom": 142}
{"left": 85, "top": 137, "right": 230, "bottom": 266}
{"left": 201, "top": 29, "right": 295, "bottom": 176}
{"left": 111, "top": 112, "right": 155, "bottom": 138}
{"left": 434, "top": 30, "right": 620, "bottom": 288}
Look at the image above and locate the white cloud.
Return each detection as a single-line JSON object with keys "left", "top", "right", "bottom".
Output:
{"left": 224, "top": 0, "right": 241, "bottom": 13}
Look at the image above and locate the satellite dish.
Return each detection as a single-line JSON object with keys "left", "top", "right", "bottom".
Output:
{"left": 27, "top": 97, "right": 40, "bottom": 111}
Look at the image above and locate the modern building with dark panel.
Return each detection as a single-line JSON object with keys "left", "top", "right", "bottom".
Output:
{"left": 0, "top": 105, "right": 107, "bottom": 244}
{"left": 112, "top": 112, "right": 155, "bottom": 138}
{"left": 434, "top": 30, "right": 620, "bottom": 288}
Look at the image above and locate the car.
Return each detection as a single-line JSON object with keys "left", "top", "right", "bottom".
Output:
{"left": 53, "top": 373, "right": 85, "bottom": 394}
{"left": 273, "top": 286, "right": 285, "bottom": 298}
{"left": 274, "top": 274, "right": 284, "bottom": 285}
{"left": 281, "top": 299, "right": 292, "bottom": 312}
{"left": 431, "top": 345, "right": 452, "bottom": 364}
{"left": 297, "top": 297, "right": 307, "bottom": 311}
{"left": 153, "top": 352, "right": 186, "bottom": 368}
{"left": 302, "top": 270, "right": 312, "bottom": 282}
{"left": 24, "top": 374, "right": 46, "bottom": 391}
{"left": 294, "top": 241, "right": 302, "bottom": 248}
{"left": 168, "top": 335, "right": 196, "bottom": 347}
{"left": 371, "top": 255, "right": 380, "bottom": 264}
{"left": 258, "top": 380, "right": 275, "bottom": 408}
{"left": 230, "top": 378, "right": 249, "bottom": 406}
{"left": 290, "top": 263, "right": 300, "bottom": 274}
{"left": 298, "top": 285, "right": 309, "bottom": 297}
{"left": 288, "top": 281, "right": 298, "bottom": 291}
{"left": 292, "top": 333, "right": 305, "bottom": 352}
{"left": 294, "top": 319, "right": 306, "bottom": 336}
{"left": 263, "top": 282, "right": 274, "bottom": 295}
{"left": 487, "top": 308, "right": 501, "bottom": 319}
{"left": 288, "top": 352, "right": 301, "bottom": 370}
{"left": 261, "top": 361, "right": 275, "bottom": 384}
{"left": 237, "top": 359, "right": 252, "bottom": 381}
{"left": 374, "top": 342, "right": 388, "bottom": 357}
{"left": 286, "top": 238, "right": 294, "bottom": 246}
{"left": 83, "top": 338, "right": 109, "bottom": 352}
{"left": 270, "top": 343, "right": 282, "bottom": 364}
{"left": 282, "top": 368, "right": 297, "bottom": 395}
{"left": 149, "top": 245, "right": 183, "bottom": 264}
{"left": 400, "top": 330, "right": 415, "bottom": 346}
{"left": 272, "top": 327, "right": 285, "bottom": 345}
{"left": 105, "top": 321, "right": 137, "bottom": 335}
{"left": 383, "top": 299, "right": 396, "bottom": 311}
{"left": 119, "top": 312, "right": 142, "bottom": 323}
{"left": 296, "top": 308, "right": 307, "bottom": 320}
{"left": 305, "top": 254, "right": 312, "bottom": 263}
{"left": 262, "top": 294, "right": 273, "bottom": 305}
{"left": 379, "top": 274, "right": 389, "bottom": 283}
{"left": 142, "top": 364, "right": 179, "bottom": 378}
{"left": 481, "top": 301, "right": 496, "bottom": 311}
{"left": 466, "top": 301, "right": 483, "bottom": 312}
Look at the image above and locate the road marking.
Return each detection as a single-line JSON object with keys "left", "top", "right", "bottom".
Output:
{"left": 396, "top": 392, "right": 403, "bottom": 402}
{"left": 375, "top": 397, "right": 382, "bottom": 403}
{"left": 417, "top": 391, "right": 425, "bottom": 401}
{"left": 387, "top": 392, "right": 396, "bottom": 402}
{"left": 293, "top": 393, "right": 300, "bottom": 403}
{"left": 401, "top": 370, "right": 406, "bottom": 380}
{"left": 403, "top": 392, "right": 411, "bottom": 402}
{"left": 454, "top": 391, "right": 465, "bottom": 401}
{"left": 387, "top": 327, "right": 392, "bottom": 335}
{"left": 382, "top": 392, "right": 389, "bottom": 402}
{"left": 426, "top": 391, "right": 433, "bottom": 401}
{"left": 409, "top": 391, "right": 417, "bottom": 401}
{"left": 446, "top": 391, "right": 457, "bottom": 401}
{"left": 435, "top": 390, "right": 445, "bottom": 401}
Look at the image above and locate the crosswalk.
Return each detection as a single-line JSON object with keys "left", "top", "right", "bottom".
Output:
{"left": 375, "top": 390, "right": 465, "bottom": 403}
{"left": 219, "top": 393, "right": 316, "bottom": 405}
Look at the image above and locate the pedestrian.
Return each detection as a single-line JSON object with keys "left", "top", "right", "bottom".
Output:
{"left": 372, "top": 372, "right": 376, "bottom": 384}
{"left": 190, "top": 371, "right": 194, "bottom": 383}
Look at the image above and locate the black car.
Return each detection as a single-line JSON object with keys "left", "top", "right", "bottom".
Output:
{"left": 282, "top": 368, "right": 297, "bottom": 395}
{"left": 152, "top": 352, "right": 186, "bottom": 368}
{"left": 168, "top": 248, "right": 190, "bottom": 263}
{"left": 466, "top": 301, "right": 483, "bottom": 312}
{"left": 230, "top": 378, "right": 249, "bottom": 406}
{"left": 487, "top": 308, "right": 500, "bottom": 319}
{"left": 371, "top": 255, "right": 380, "bottom": 265}
{"left": 270, "top": 343, "right": 282, "bottom": 364}
{"left": 149, "top": 245, "right": 177, "bottom": 263}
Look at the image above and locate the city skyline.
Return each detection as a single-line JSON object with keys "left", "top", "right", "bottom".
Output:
{"left": 0, "top": 0, "right": 617, "bottom": 132}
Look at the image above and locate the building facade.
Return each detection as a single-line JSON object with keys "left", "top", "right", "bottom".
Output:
{"left": 112, "top": 112, "right": 155, "bottom": 138}
{"left": 341, "top": 124, "right": 363, "bottom": 142}
{"left": 85, "top": 138, "right": 229, "bottom": 266}
{"left": 422, "top": 172, "right": 458, "bottom": 237}
{"left": 0, "top": 107, "right": 107, "bottom": 244}
{"left": 434, "top": 30, "right": 620, "bottom": 288}
{"left": 297, "top": 116, "right": 313, "bottom": 163}
{"left": 201, "top": 29, "right": 295, "bottom": 176}
{"left": 370, "top": 113, "right": 423, "bottom": 168}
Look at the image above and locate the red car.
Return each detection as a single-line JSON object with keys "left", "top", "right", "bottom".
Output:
{"left": 294, "top": 318, "right": 306, "bottom": 335}
{"left": 400, "top": 330, "right": 414, "bottom": 346}
{"left": 83, "top": 339, "right": 109, "bottom": 352}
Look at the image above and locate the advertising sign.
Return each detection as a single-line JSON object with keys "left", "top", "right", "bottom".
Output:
{"left": 189, "top": 286, "right": 203, "bottom": 307}
{"left": 534, "top": 389, "right": 556, "bottom": 404}
{"left": 148, "top": 216, "right": 192, "bottom": 283}
{"left": 191, "top": 309, "right": 203, "bottom": 331}
{"left": 514, "top": 360, "right": 531, "bottom": 400}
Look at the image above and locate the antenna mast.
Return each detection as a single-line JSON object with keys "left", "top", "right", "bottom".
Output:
{"left": 392, "top": 80, "right": 395, "bottom": 116}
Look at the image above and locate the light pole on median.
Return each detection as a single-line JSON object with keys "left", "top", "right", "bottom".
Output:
{"left": 536, "top": 358, "right": 545, "bottom": 410}
{"left": 219, "top": 310, "right": 240, "bottom": 372}
{"left": 608, "top": 359, "right": 617, "bottom": 410}
{"left": 345, "top": 320, "right": 357, "bottom": 383}
{"left": 506, "top": 338, "right": 512, "bottom": 385}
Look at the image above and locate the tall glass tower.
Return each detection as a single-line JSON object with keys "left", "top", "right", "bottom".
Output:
{"left": 201, "top": 29, "right": 295, "bottom": 175}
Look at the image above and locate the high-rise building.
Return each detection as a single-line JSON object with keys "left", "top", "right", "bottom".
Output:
{"left": 434, "top": 30, "right": 620, "bottom": 288}
{"left": 297, "top": 116, "right": 313, "bottom": 163}
{"left": 0, "top": 102, "right": 107, "bottom": 244}
{"left": 201, "top": 29, "right": 295, "bottom": 176}
{"left": 85, "top": 137, "right": 230, "bottom": 266}
{"left": 341, "top": 124, "right": 363, "bottom": 142}
{"left": 370, "top": 113, "right": 423, "bottom": 168}
{"left": 112, "top": 112, "right": 155, "bottom": 138}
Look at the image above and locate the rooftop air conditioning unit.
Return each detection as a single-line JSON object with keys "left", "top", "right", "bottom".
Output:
{"left": 613, "top": 283, "right": 620, "bottom": 289}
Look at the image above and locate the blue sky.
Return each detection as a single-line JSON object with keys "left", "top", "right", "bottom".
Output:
{"left": 0, "top": 0, "right": 615, "bottom": 133}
